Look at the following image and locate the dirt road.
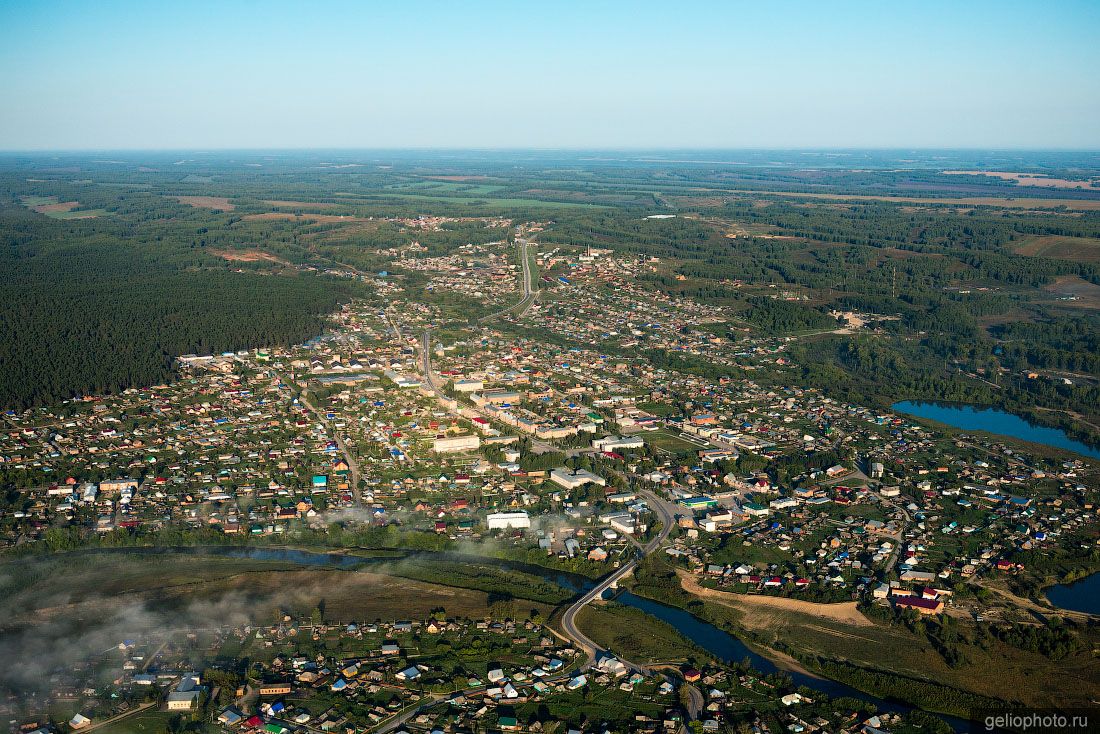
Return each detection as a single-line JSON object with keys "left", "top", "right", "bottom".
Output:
{"left": 677, "top": 569, "right": 872, "bottom": 627}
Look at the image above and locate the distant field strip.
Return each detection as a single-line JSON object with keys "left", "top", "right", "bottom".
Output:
{"left": 675, "top": 190, "right": 1100, "bottom": 210}
{"left": 19, "top": 195, "right": 105, "bottom": 219}
{"left": 174, "top": 195, "right": 235, "bottom": 210}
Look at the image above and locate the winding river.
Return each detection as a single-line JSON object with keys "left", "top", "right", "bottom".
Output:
{"left": 69, "top": 545, "right": 969, "bottom": 730}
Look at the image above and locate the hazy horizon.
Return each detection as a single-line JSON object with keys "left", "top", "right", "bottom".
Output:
{"left": 3, "top": 0, "right": 1099, "bottom": 150}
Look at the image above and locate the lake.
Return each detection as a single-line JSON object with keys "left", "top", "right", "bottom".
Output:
{"left": 1046, "top": 571, "right": 1100, "bottom": 615}
{"left": 891, "top": 401, "right": 1100, "bottom": 460}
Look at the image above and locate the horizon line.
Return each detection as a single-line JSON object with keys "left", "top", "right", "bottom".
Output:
{"left": 2, "top": 146, "right": 1100, "bottom": 155}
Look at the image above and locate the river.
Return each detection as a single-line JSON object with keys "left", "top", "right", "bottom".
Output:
{"left": 892, "top": 400, "right": 1100, "bottom": 460}
{"left": 79, "top": 545, "right": 968, "bottom": 729}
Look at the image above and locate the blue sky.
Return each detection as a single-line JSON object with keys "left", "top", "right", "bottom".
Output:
{"left": 1, "top": 0, "right": 1098, "bottom": 150}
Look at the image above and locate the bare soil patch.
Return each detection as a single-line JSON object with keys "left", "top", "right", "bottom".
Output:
{"left": 33, "top": 200, "right": 80, "bottom": 213}
{"left": 677, "top": 569, "right": 871, "bottom": 626}
{"left": 175, "top": 195, "right": 235, "bottom": 210}
{"left": 212, "top": 249, "right": 289, "bottom": 265}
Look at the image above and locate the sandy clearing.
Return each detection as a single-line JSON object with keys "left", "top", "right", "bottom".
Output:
{"left": 212, "top": 249, "right": 289, "bottom": 264}
{"left": 33, "top": 200, "right": 80, "bottom": 213}
{"left": 175, "top": 195, "right": 235, "bottom": 210}
{"left": 1041, "top": 275, "right": 1100, "bottom": 309}
{"left": 677, "top": 569, "right": 872, "bottom": 627}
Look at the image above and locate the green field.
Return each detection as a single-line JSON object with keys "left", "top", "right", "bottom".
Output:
{"left": 576, "top": 601, "right": 712, "bottom": 666}
{"left": 645, "top": 429, "right": 705, "bottom": 454}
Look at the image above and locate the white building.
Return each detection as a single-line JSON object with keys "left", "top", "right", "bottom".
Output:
{"left": 433, "top": 435, "right": 480, "bottom": 453}
{"left": 486, "top": 511, "right": 531, "bottom": 530}
{"left": 167, "top": 690, "right": 200, "bottom": 710}
{"left": 592, "top": 435, "right": 645, "bottom": 452}
{"left": 550, "top": 467, "right": 606, "bottom": 490}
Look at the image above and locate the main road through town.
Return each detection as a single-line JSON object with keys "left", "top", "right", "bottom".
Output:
{"left": 559, "top": 487, "right": 678, "bottom": 674}
{"left": 416, "top": 235, "right": 683, "bottom": 672}
{"left": 477, "top": 238, "right": 537, "bottom": 323}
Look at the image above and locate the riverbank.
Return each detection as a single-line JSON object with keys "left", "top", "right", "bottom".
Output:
{"left": 627, "top": 557, "right": 1100, "bottom": 719}
{"left": 677, "top": 569, "right": 872, "bottom": 627}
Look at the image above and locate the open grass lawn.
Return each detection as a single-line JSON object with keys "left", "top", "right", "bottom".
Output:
{"left": 107, "top": 709, "right": 220, "bottom": 734}
{"left": 700, "top": 595, "right": 1100, "bottom": 710}
{"left": 1040, "top": 275, "right": 1100, "bottom": 310}
{"left": 709, "top": 538, "right": 794, "bottom": 567}
{"left": 18, "top": 194, "right": 106, "bottom": 218}
{"left": 576, "top": 601, "right": 711, "bottom": 666}
{"left": 46, "top": 207, "right": 108, "bottom": 219}
{"left": 635, "top": 401, "right": 680, "bottom": 418}
{"left": 820, "top": 502, "right": 887, "bottom": 523}
{"left": 646, "top": 429, "right": 705, "bottom": 454}
{"left": 0, "top": 551, "right": 538, "bottom": 627}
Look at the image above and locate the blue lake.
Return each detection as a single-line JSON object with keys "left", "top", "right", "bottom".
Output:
{"left": 1045, "top": 571, "right": 1100, "bottom": 615}
{"left": 891, "top": 401, "right": 1100, "bottom": 461}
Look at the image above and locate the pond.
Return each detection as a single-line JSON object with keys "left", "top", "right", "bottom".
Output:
{"left": 892, "top": 401, "right": 1100, "bottom": 460}
{"left": 1045, "top": 571, "right": 1100, "bottom": 615}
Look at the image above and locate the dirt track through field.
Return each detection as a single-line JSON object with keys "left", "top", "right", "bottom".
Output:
{"left": 677, "top": 569, "right": 872, "bottom": 626}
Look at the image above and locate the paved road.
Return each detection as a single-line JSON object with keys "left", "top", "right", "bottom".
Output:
{"left": 683, "top": 682, "right": 704, "bottom": 721}
{"left": 478, "top": 239, "right": 537, "bottom": 323}
{"left": 559, "top": 487, "right": 677, "bottom": 673}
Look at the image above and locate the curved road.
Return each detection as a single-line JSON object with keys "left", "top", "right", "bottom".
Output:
{"left": 559, "top": 488, "right": 677, "bottom": 673}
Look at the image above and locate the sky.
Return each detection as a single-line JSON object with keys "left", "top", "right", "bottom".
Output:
{"left": 1, "top": 0, "right": 1098, "bottom": 150}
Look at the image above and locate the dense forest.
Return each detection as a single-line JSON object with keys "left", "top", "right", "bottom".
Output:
{"left": 0, "top": 199, "right": 360, "bottom": 409}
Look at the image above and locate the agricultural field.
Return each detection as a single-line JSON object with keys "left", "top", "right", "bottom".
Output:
{"left": 173, "top": 195, "right": 235, "bottom": 210}
{"left": 1014, "top": 235, "right": 1100, "bottom": 262}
